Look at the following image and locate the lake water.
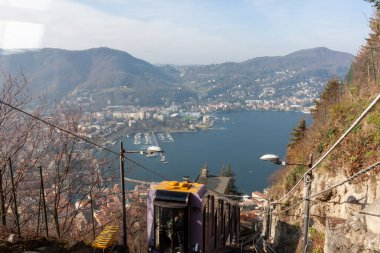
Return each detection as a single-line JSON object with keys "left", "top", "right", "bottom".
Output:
{"left": 117, "top": 110, "right": 308, "bottom": 194}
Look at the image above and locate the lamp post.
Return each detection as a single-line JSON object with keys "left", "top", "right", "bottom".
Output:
{"left": 260, "top": 153, "right": 313, "bottom": 253}
{"left": 119, "top": 142, "right": 164, "bottom": 250}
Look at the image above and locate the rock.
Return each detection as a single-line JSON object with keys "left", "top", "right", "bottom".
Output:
{"left": 349, "top": 216, "right": 366, "bottom": 231}
{"left": 8, "top": 234, "right": 19, "bottom": 243}
{"left": 316, "top": 189, "right": 333, "bottom": 202}
{"left": 359, "top": 197, "right": 380, "bottom": 234}
{"left": 325, "top": 208, "right": 380, "bottom": 252}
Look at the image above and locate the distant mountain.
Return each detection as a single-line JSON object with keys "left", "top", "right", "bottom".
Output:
{"left": 0, "top": 47, "right": 354, "bottom": 107}
{"left": 165, "top": 47, "right": 353, "bottom": 100}
{"left": 0, "top": 47, "right": 180, "bottom": 105}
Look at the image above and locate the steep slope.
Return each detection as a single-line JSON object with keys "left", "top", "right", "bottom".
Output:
{"left": 265, "top": 14, "right": 380, "bottom": 253}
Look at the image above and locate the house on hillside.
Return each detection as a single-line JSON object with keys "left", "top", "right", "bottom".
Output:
{"left": 196, "top": 168, "right": 231, "bottom": 195}
{"left": 252, "top": 191, "right": 268, "bottom": 201}
{"left": 250, "top": 191, "right": 268, "bottom": 209}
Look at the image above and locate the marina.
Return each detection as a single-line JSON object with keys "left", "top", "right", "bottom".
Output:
{"left": 157, "top": 132, "right": 174, "bottom": 142}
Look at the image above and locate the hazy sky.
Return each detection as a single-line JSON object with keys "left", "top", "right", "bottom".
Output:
{"left": 0, "top": 0, "right": 375, "bottom": 64}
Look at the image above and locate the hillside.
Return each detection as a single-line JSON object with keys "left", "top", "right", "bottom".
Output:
{"left": 0, "top": 47, "right": 353, "bottom": 107}
{"left": 0, "top": 47, "right": 178, "bottom": 105}
{"left": 265, "top": 12, "right": 380, "bottom": 253}
{"left": 167, "top": 47, "right": 353, "bottom": 101}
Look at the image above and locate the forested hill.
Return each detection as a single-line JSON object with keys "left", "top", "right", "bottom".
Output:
{"left": 0, "top": 47, "right": 353, "bottom": 106}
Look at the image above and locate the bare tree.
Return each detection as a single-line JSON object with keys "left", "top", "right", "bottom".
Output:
{"left": 0, "top": 69, "right": 46, "bottom": 230}
{"left": 39, "top": 103, "right": 104, "bottom": 238}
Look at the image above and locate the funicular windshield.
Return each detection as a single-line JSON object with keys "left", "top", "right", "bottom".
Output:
{"left": 154, "top": 205, "right": 187, "bottom": 253}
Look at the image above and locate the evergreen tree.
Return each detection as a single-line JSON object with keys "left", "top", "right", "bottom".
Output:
{"left": 289, "top": 117, "right": 307, "bottom": 146}
{"left": 220, "top": 163, "right": 241, "bottom": 198}
{"left": 365, "top": 0, "right": 380, "bottom": 9}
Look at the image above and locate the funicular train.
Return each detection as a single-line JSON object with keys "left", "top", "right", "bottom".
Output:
{"left": 147, "top": 180, "right": 240, "bottom": 253}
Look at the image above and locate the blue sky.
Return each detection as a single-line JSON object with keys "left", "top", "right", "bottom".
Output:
{"left": 0, "top": 0, "right": 375, "bottom": 64}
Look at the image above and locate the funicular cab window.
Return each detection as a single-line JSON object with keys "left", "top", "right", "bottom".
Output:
{"left": 154, "top": 190, "right": 189, "bottom": 253}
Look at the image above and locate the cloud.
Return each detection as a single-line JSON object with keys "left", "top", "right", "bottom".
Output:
{"left": 0, "top": 0, "right": 51, "bottom": 10}
{"left": 0, "top": 20, "right": 45, "bottom": 49}
{"left": 0, "top": 0, "right": 374, "bottom": 64}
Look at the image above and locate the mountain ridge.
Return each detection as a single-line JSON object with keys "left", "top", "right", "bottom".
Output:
{"left": 0, "top": 47, "right": 354, "bottom": 106}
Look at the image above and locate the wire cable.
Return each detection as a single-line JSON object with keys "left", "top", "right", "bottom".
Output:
{"left": 271, "top": 160, "right": 380, "bottom": 216}
{"left": 0, "top": 98, "right": 169, "bottom": 180}
{"left": 272, "top": 199, "right": 303, "bottom": 215}
{"left": 308, "top": 160, "right": 380, "bottom": 200}
{"left": 273, "top": 92, "right": 380, "bottom": 204}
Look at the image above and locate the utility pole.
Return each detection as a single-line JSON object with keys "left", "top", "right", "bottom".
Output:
{"left": 37, "top": 184, "right": 41, "bottom": 236}
{"left": 90, "top": 171, "right": 96, "bottom": 240}
{"left": 90, "top": 188, "right": 96, "bottom": 240}
{"left": 120, "top": 142, "right": 128, "bottom": 250}
{"left": 39, "top": 166, "right": 49, "bottom": 237}
{"left": 302, "top": 154, "right": 313, "bottom": 253}
{"left": 0, "top": 164, "right": 6, "bottom": 226}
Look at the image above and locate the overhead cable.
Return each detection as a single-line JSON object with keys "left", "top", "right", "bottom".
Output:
{"left": 271, "top": 199, "right": 303, "bottom": 215}
{"left": 0, "top": 98, "right": 169, "bottom": 180}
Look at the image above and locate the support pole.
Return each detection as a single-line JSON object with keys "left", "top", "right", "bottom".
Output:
{"left": 268, "top": 203, "right": 273, "bottom": 240}
{"left": 39, "top": 166, "right": 49, "bottom": 237}
{"left": 90, "top": 188, "right": 96, "bottom": 240}
{"left": 120, "top": 142, "right": 128, "bottom": 248}
{"left": 36, "top": 187, "right": 41, "bottom": 236}
{"left": 264, "top": 205, "right": 270, "bottom": 240}
{"left": 0, "top": 164, "right": 6, "bottom": 226}
{"left": 302, "top": 154, "right": 313, "bottom": 253}
{"left": 9, "top": 158, "right": 21, "bottom": 237}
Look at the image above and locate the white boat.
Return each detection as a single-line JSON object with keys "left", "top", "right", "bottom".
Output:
{"left": 147, "top": 146, "right": 162, "bottom": 153}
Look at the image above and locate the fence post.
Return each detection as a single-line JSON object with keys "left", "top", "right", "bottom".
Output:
{"left": 39, "top": 166, "right": 49, "bottom": 237}
{"left": 9, "top": 157, "right": 21, "bottom": 237}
